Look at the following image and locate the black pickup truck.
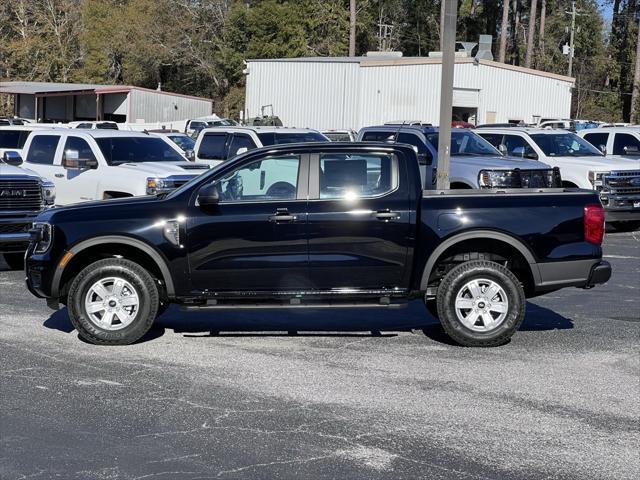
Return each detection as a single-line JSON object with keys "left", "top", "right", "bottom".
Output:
{"left": 25, "top": 142, "right": 611, "bottom": 347}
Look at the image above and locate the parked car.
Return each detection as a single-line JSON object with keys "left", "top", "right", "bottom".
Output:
{"left": 357, "top": 125, "right": 559, "bottom": 189}
{"left": 193, "top": 126, "right": 330, "bottom": 166}
{"left": 24, "top": 142, "right": 610, "bottom": 347}
{"left": 322, "top": 129, "right": 357, "bottom": 142}
{"left": 149, "top": 130, "right": 196, "bottom": 157}
{"left": 1, "top": 151, "right": 55, "bottom": 269}
{"left": 17, "top": 130, "right": 209, "bottom": 205}
{"left": 0, "top": 125, "right": 68, "bottom": 159}
{"left": 477, "top": 127, "right": 640, "bottom": 231}
{"left": 538, "top": 119, "right": 575, "bottom": 131}
{"left": 0, "top": 117, "right": 31, "bottom": 126}
{"left": 578, "top": 127, "right": 640, "bottom": 156}
{"left": 185, "top": 117, "right": 238, "bottom": 136}
{"left": 68, "top": 121, "right": 119, "bottom": 130}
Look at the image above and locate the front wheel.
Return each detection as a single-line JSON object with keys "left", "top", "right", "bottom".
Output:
{"left": 435, "top": 260, "right": 525, "bottom": 347}
{"left": 67, "top": 258, "right": 160, "bottom": 345}
{"left": 611, "top": 221, "right": 640, "bottom": 232}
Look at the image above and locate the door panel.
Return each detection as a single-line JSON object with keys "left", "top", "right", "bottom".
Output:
{"left": 307, "top": 151, "right": 412, "bottom": 290}
{"left": 187, "top": 154, "right": 311, "bottom": 292}
{"left": 57, "top": 136, "right": 101, "bottom": 204}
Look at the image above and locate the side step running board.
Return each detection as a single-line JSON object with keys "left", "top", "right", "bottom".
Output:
{"left": 181, "top": 301, "right": 408, "bottom": 312}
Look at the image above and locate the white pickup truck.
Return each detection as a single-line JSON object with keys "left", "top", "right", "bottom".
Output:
{"left": 193, "top": 126, "right": 329, "bottom": 166}
{"left": 477, "top": 127, "right": 640, "bottom": 231}
{"left": 16, "top": 130, "right": 209, "bottom": 205}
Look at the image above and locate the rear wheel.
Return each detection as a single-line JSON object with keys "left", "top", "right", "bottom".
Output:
{"left": 67, "top": 258, "right": 159, "bottom": 345}
{"left": 434, "top": 260, "right": 525, "bottom": 347}
{"left": 3, "top": 253, "right": 24, "bottom": 270}
{"left": 611, "top": 221, "right": 640, "bottom": 232}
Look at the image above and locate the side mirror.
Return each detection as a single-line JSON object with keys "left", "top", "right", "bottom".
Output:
{"left": 498, "top": 144, "right": 508, "bottom": 155}
{"left": 185, "top": 149, "right": 195, "bottom": 161}
{"left": 235, "top": 147, "right": 248, "bottom": 156}
{"left": 599, "top": 144, "right": 607, "bottom": 155}
{"left": 511, "top": 146, "right": 525, "bottom": 157}
{"left": 623, "top": 145, "right": 639, "bottom": 154}
{"left": 198, "top": 182, "right": 220, "bottom": 207}
{"left": 63, "top": 149, "right": 98, "bottom": 170}
{"left": 2, "top": 151, "right": 23, "bottom": 166}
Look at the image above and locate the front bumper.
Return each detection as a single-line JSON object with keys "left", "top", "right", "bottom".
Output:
{"left": 0, "top": 215, "right": 36, "bottom": 252}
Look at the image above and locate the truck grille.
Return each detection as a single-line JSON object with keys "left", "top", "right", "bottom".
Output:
{"left": 0, "top": 222, "right": 31, "bottom": 234}
{"left": 602, "top": 171, "right": 640, "bottom": 195}
{"left": 0, "top": 179, "right": 43, "bottom": 211}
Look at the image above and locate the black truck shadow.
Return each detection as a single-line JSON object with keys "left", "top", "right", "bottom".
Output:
{"left": 43, "top": 300, "right": 573, "bottom": 345}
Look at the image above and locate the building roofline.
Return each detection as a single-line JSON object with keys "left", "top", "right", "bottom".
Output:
{"left": 246, "top": 56, "right": 575, "bottom": 83}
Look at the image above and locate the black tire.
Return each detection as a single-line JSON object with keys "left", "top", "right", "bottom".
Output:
{"left": 435, "top": 260, "right": 525, "bottom": 347}
{"left": 611, "top": 221, "right": 640, "bottom": 232}
{"left": 3, "top": 252, "right": 24, "bottom": 270}
{"left": 67, "top": 258, "right": 159, "bottom": 345}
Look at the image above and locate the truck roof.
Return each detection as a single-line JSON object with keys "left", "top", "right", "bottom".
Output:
{"left": 29, "top": 129, "right": 158, "bottom": 139}
{"left": 475, "top": 127, "right": 578, "bottom": 135}
{"left": 199, "top": 126, "right": 323, "bottom": 134}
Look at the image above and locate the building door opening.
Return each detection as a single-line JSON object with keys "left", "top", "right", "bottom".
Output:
{"left": 452, "top": 107, "right": 477, "bottom": 126}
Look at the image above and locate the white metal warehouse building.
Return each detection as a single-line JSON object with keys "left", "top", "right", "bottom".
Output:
{"left": 244, "top": 56, "right": 575, "bottom": 130}
{"left": 0, "top": 81, "right": 212, "bottom": 124}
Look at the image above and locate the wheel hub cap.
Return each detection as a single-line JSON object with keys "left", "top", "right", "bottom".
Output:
{"left": 454, "top": 278, "right": 509, "bottom": 332}
{"left": 84, "top": 277, "right": 140, "bottom": 331}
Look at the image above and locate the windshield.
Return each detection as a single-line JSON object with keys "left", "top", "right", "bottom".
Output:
{"left": 530, "top": 133, "right": 602, "bottom": 156}
{"left": 168, "top": 134, "right": 196, "bottom": 151}
{"left": 257, "top": 131, "right": 329, "bottom": 146}
{"left": 425, "top": 130, "right": 501, "bottom": 156}
{"left": 95, "top": 137, "right": 185, "bottom": 165}
{"left": 0, "top": 130, "right": 31, "bottom": 149}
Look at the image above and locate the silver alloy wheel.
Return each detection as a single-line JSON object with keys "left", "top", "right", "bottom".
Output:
{"left": 454, "top": 278, "right": 509, "bottom": 332}
{"left": 84, "top": 276, "right": 140, "bottom": 331}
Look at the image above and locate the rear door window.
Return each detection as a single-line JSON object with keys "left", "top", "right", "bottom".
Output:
{"left": 198, "top": 133, "right": 229, "bottom": 161}
{"left": 0, "top": 129, "right": 32, "bottom": 149}
{"left": 25, "top": 135, "right": 60, "bottom": 165}
{"left": 318, "top": 153, "right": 398, "bottom": 199}
{"left": 228, "top": 134, "right": 257, "bottom": 157}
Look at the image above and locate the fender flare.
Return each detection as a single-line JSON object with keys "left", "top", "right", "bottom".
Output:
{"left": 51, "top": 235, "right": 175, "bottom": 297}
{"left": 419, "top": 230, "right": 540, "bottom": 290}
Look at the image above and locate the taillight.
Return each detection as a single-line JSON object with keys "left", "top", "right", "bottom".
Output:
{"left": 584, "top": 204, "right": 605, "bottom": 245}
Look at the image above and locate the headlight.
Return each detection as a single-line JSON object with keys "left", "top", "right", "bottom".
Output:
{"left": 31, "top": 222, "right": 52, "bottom": 254}
{"left": 478, "top": 170, "right": 522, "bottom": 188}
{"left": 146, "top": 177, "right": 174, "bottom": 195}
{"left": 41, "top": 181, "right": 56, "bottom": 206}
{"left": 588, "top": 171, "right": 607, "bottom": 187}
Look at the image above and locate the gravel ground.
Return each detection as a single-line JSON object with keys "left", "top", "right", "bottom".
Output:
{"left": 0, "top": 231, "right": 638, "bottom": 480}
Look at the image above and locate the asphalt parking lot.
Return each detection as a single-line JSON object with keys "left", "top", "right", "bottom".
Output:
{"left": 1, "top": 231, "right": 638, "bottom": 480}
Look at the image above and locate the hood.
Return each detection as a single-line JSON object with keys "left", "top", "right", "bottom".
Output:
{"left": 116, "top": 161, "right": 209, "bottom": 176}
{"left": 0, "top": 162, "right": 43, "bottom": 180}
{"left": 38, "top": 194, "right": 158, "bottom": 221}
{"left": 544, "top": 154, "right": 640, "bottom": 171}
{"left": 452, "top": 154, "right": 552, "bottom": 170}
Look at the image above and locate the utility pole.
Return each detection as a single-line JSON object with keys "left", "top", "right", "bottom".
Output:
{"left": 568, "top": 0, "right": 576, "bottom": 77}
{"left": 631, "top": 11, "right": 640, "bottom": 123}
{"left": 440, "top": 0, "right": 446, "bottom": 51}
{"left": 349, "top": 0, "right": 356, "bottom": 57}
{"left": 436, "top": 0, "right": 458, "bottom": 190}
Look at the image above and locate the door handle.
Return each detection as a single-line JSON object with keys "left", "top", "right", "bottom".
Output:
{"left": 374, "top": 210, "right": 399, "bottom": 220}
{"left": 54, "top": 173, "right": 64, "bottom": 178}
{"left": 269, "top": 209, "right": 297, "bottom": 223}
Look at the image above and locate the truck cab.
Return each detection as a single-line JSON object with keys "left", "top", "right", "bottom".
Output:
{"left": 357, "top": 125, "right": 558, "bottom": 189}
{"left": 478, "top": 127, "right": 640, "bottom": 230}
{"left": 19, "top": 130, "right": 209, "bottom": 205}
{"left": 193, "top": 126, "right": 329, "bottom": 166}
